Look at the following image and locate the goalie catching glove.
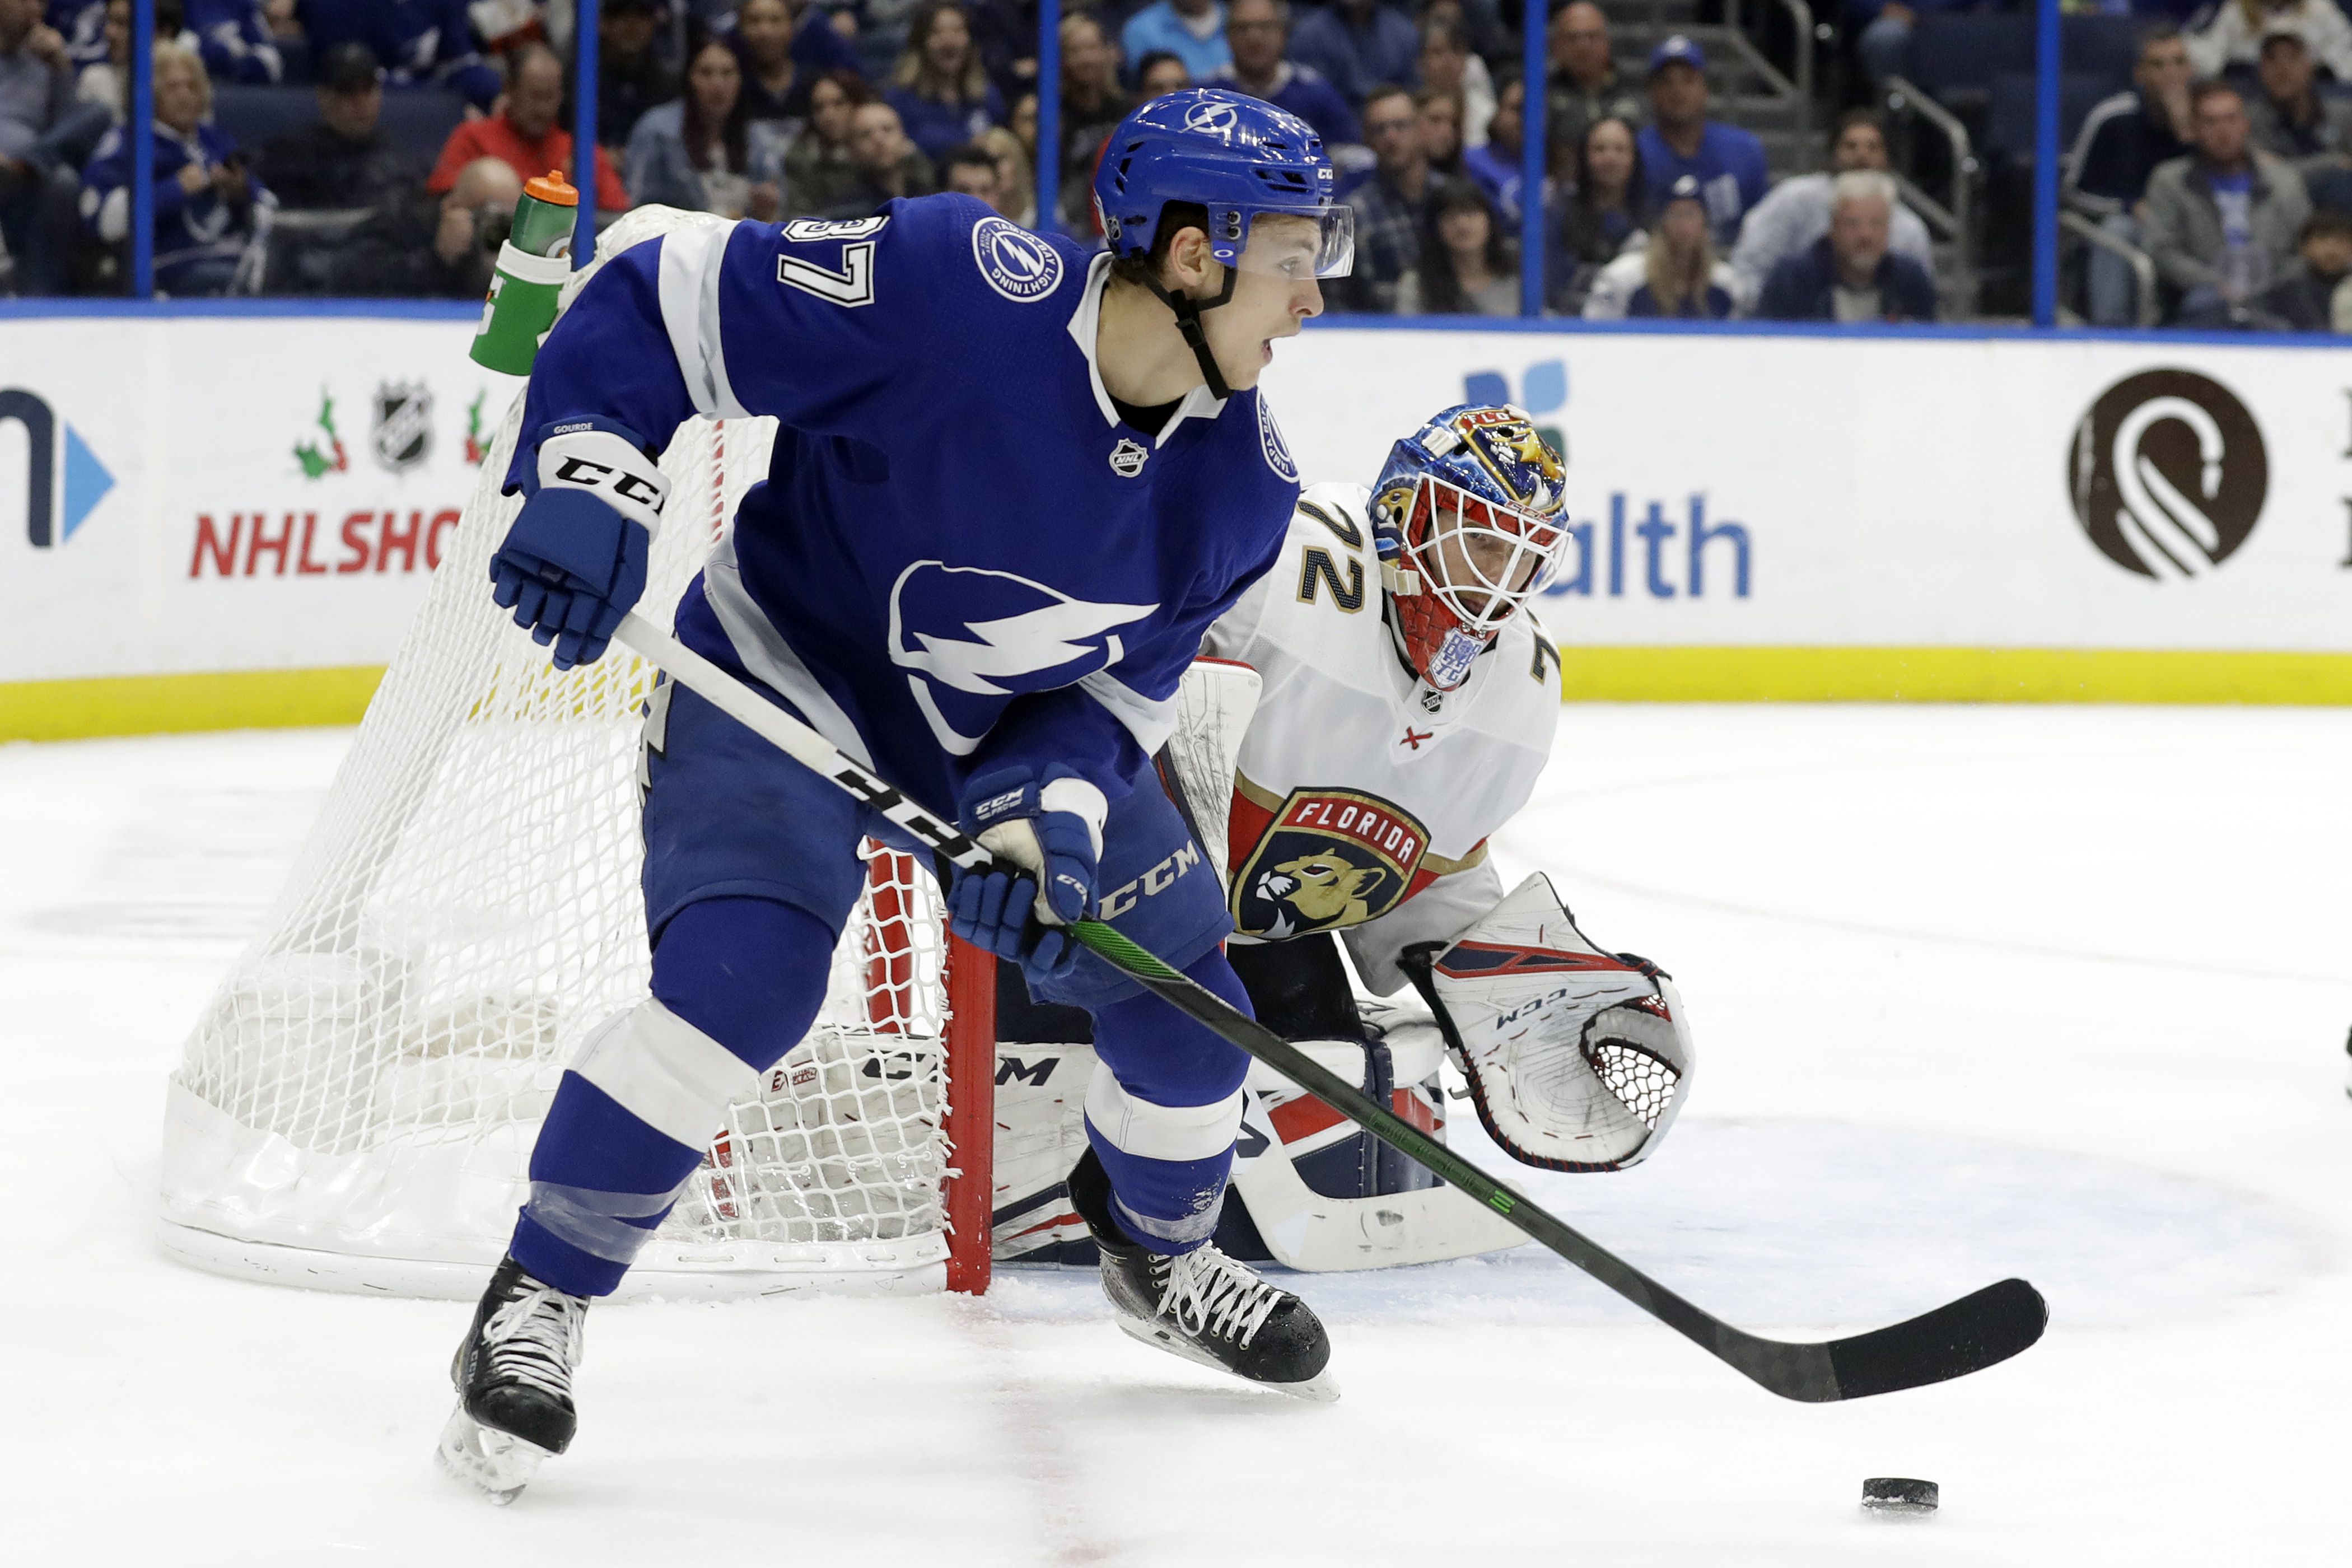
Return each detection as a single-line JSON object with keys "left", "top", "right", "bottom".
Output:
{"left": 1408, "top": 872, "right": 1695, "bottom": 1172}
{"left": 490, "top": 418, "right": 668, "bottom": 669}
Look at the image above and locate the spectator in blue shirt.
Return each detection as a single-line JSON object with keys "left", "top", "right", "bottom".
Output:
{"left": 186, "top": 0, "right": 295, "bottom": 85}
{"left": 81, "top": 40, "right": 270, "bottom": 294}
{"left": 1121, "top": 0, "right": 1231, "bottom": 87}
{"left": 1209, "top": 0, "right": 1361, "bottom": 148}
{"left": 884, "top": 0, "right": 1003, "bottom": 164}
{"left": 1757, "top": 170, "right": 1938, "bottom": 321}
{"left": 1289, "top": 0, "right": 1418, "bottom": 108}
{"left": 1635, "top": 36, "right": 1767, "bottom": 247}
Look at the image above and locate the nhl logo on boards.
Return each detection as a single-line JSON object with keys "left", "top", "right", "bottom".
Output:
{"left": 1108, "top": 438, "right": 1149, "bottom": 478}
{"left": 971, "top": 216, "right": 1063, "bottom": 303}
{"left": 371, "top": 381, "right": 432, "bottom": 474}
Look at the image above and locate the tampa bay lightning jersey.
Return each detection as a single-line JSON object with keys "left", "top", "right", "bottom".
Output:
{"left": 508, "top": 195, "right": 1303, "bottom": 816}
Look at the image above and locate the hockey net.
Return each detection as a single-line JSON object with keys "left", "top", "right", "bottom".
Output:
{"left": 160, "top": 329, "right": 992, "bottom": 1299}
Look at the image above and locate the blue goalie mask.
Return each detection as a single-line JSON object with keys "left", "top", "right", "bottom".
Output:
{"left": 1370, "top": 405, "right": 1569, "bottom": 692}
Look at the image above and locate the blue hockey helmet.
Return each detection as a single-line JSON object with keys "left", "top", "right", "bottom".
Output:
{"left": 1094, "top": 88, "right": 1353, "bottom": 278}
{"left": 1370, "top": 405, "right": 1569, "bottom": 692}
{"left": 1093, "top": 89, "right": 1351, "bottom": 398}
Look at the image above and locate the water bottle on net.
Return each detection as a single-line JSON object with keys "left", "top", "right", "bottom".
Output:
{"left": 469, "top": 169, "right": 580, "bottom": 376}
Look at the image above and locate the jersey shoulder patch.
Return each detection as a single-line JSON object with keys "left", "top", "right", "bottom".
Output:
{"left": 1257, "top": 394, "right": 1299, "bottom": 482}
{"left": 969, "top": 213, "right": 1067, "bottom": 302}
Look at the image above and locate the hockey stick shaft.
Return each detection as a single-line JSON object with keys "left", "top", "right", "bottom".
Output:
{"left": 614, "top": 613, "right": 2046, "bottom": 1402}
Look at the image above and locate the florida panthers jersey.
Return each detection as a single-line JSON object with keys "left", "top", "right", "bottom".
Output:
{"left": 1200, "top": 482, "right": 1562, "bottom": 995}
{"left": 510, "top": 195, "right": 1301, "bottom": 818}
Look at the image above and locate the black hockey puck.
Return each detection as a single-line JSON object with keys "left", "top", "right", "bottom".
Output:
{"left": 1861, "top": 1477, "right": 1938, "bottom": 1517}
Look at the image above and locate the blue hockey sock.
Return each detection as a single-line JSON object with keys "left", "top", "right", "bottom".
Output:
{"left": 509, "top": 897, "right": 839, "bottom": 1296}
{"left": 1082, "top": 947, "right": 1253, "bottom": 1256}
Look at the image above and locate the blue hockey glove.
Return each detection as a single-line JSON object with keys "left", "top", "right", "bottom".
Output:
{"left": 489, "top": 419, "right": 667, "bottom": 670}
{"left": 946, "top": 764, "right": 1107, "bottom": 986}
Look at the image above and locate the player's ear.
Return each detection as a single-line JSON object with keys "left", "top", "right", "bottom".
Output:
{"left": 1161, "top": 225, "right": 1217, "bottom": 295}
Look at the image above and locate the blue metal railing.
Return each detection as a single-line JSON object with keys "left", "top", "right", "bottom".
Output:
{"left": 82, "top": 0, "right": 2130, "bottom": 332}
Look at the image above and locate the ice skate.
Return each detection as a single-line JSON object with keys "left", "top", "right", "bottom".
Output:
{"left": 1069, "top": 1148, "right": 1338, "bottom": 1401}
{"left": 435, "top": 1257, "right": 588, "bottom": 1503}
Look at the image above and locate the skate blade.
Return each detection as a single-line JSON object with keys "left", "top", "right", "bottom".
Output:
{"left": 435, "top": 1403, "right": 552, "bottom": 1504}
{"left": 1116, "top": 1318, "right": 1342, "bottom": 1403}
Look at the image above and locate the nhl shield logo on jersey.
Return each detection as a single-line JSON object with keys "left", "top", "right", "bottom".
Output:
{"left": 1232, "top": 788, "right": 1429, "bottom": 939}
{"left": 371, "top": 381, "right": 432, "bottom": 474}
{"left": 1108, "top": 437, "right": 1149, "bottom": 478}
{"left": 971, "top": 216, "right": 1064, "bottom": 302}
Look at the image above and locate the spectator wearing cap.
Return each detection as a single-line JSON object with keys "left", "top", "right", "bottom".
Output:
{"left": 596, "top": 0, "right": 681, "bottom": 151}
{"left": 2253, "top": 209, "right": 2352, "bottom": 329}
{"left": 1583, "top": 174, "right": 1740, "bottom": 319}
{"left": 81, "top": 40, "right": 272, "bottom": 294}
{"left": 2145, "top": 79, "right": 2311, "bottom": 325}
{"left": 1635, "top": 36, "right": 1766, "bottom": 248}
{"left": 2247, "top": 31, "right": 2352, "bottom": 213}
{"left": 732, "top": 0, "right": 866, "bottom": 126}
{"left": 1135, "top": 49, "right": 1193, "bottom": 100}
{"left": 302, "top": 0, "right": 504, "bottom": 111}
{"left": 427, "top": 44, "right": 631, "bottom": 212}
{"left": 1546, "top": 3, "right": 1639, "bottom": 153}
{"left": 259, "top": 42, "right": 416, "bottom": 210}
{"left": 1731, "top": 110, "right": 1934, "bottom": 300}
{"left": 1461, "top": 72, "right": 1524, "bottom": 221}
{"left": 2066, "top": 26, "right": 2194, "bottom": 326}
{"left": 1756, "top": 170, "right": 1936, "bottom": 321}
{"left": 1121, "top": 0, "right": 1231, "bottom": 89}
{"left": 2187, "top": 0, "right": 2352, "bottom": 84}
{"left": 1210, "top": 0, "right": 1360, "bottom": 148}
{"left": 1289, "top": 0, "right": 1418, "bottom": 110}
{"left": 783, "top": 69, "right": 870, "bottom": 216}
{"left": 1345, "top": 81, "right": 1445, "bottom": 312}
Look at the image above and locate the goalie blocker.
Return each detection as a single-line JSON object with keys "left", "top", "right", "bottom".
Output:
{"left": 989, "top": 870, "right": 1696, "bottom": 1271}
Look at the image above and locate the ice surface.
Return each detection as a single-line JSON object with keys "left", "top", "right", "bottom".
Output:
{"left": 6, "top": 707, "right": 2350, "bottom": 1565}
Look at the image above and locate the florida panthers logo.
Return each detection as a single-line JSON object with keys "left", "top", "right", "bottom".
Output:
{"left": 888, "top": 562, "right": 1157, "bottom": 754}
{"left": 1231, "top": 787, "right": 1429, "bottom": 939}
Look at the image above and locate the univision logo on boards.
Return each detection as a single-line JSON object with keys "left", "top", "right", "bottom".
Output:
{"left": 0, "top": 388, "right": 115, "bottom": 549}
{"left": 2065, "top": 368, "right": 2267, "bottom": 580}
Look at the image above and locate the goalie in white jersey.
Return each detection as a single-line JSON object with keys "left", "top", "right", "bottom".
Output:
{"left": 995, "top": 403, "right": 1699, "bottom": 1271}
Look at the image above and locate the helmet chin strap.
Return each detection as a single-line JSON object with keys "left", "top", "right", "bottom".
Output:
{"left": 1141, "top": 263, "right": 1241, "bottom": 402}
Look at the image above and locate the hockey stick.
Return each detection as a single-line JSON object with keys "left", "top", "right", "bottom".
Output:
{"left": 612, "top": 612, "right": 2047, "bottom": 1402}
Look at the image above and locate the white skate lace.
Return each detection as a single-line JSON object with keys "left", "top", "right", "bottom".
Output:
{"left": 480, "top": 1282, "right": 586, "bottom": 1402}
{"left": 1151, "top": 1245, "right": 1285, "bottom": 1349}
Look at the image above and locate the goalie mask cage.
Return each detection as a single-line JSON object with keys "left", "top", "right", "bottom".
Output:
{"left": 158, "top": 391, "right": 996, "bottom": 1301}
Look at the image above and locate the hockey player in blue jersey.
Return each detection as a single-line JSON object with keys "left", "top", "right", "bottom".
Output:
{"left": 438, "top": 90, "right": 1357, "bottom": 1499}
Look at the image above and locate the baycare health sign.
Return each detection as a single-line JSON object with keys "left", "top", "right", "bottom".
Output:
{"left": 0, "top": 315, "right": 494, "bottom": 685}
{"left": 1264, "top": 326, "right": 2352, "bottom": 680}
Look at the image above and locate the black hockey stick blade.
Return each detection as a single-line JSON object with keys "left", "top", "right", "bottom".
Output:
{"left": 1817, "top": 1276, "right": 2048, "bottom": 1401}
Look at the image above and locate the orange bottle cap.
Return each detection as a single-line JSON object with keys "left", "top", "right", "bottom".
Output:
{"left": 524, "top": 169, "right": 580, "bottom": 207}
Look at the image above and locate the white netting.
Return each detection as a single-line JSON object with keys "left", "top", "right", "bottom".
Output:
{"left": 159, "top": 373, "right": 967, "bottom": 1300}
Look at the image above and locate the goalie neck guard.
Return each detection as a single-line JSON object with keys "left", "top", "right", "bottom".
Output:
{"left": 1370, "top": 405, "right": 1567, "bottom": 693}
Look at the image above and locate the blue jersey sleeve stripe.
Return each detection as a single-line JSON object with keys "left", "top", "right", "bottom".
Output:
{"left": 657, "top": 222, "right": 749, "bottom": 419}
{"left": 1079, "top": 670, "right": 1181, "bottom": 754}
